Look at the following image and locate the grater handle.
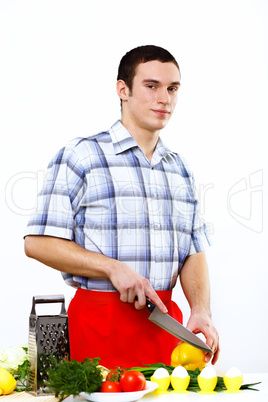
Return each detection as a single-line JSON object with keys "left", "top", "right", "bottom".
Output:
{"left": 31, "top": 294, "right": 67, "bottom": 315}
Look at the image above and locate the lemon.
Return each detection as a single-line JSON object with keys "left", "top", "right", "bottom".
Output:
{"left": 0, "top": 367, "right": 17, "bottom": 395}
{"left": 171, "top": 342, "right": 206, "bottom": 370}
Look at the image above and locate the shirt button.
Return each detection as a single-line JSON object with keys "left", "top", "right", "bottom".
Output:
{"left": 154, "top": 223, "right": 161, "bottom": 230}
{"left": 152, "top": 193, "right": 157, "bottom": 199}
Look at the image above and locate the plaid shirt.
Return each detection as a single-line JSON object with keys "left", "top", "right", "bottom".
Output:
{"left": 26, "top": 120, "right": 211, "bottom": 291}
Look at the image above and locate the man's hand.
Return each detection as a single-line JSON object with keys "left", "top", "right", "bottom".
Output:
{"left": 186, "top": 310, "right": 220, "bottom": 365}
{"left": 108, "top": 261, "right": 168, "bottom": 314}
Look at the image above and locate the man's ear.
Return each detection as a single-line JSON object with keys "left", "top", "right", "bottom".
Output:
{"left": 116, "top": 80, "right": 130, "bottom": 102}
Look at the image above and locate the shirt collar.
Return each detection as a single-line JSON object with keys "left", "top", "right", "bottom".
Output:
{"left": 109, "top": 120, "right": 174, "bottom": 161}
{"left": 109, "top": 120, "right": 138, "bottom": 154}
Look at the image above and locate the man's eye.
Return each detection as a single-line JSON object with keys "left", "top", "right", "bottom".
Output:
{"left": 147, "top": 84, "right": 156, "bottom": 89}
{"left": 168, "top": 87, "right": 178, "bottom": 92}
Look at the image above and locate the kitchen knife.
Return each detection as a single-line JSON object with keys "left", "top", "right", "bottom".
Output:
{"left": 145, "top": 298, "right": 212, "bottom": 354}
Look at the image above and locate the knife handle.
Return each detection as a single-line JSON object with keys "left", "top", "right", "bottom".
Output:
{"left": 134, "top": 296, "right": 156, "bottom": 312}
{"left": 145, "top": 298, "right": 156, "bottom": 312}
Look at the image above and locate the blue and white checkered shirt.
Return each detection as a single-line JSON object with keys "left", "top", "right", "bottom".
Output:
{"left": 26, "top": 120, "right": 211, "bottom": 291}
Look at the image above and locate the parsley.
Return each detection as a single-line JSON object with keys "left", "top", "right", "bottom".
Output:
{"left": 14, "top": 347, "right": 31, "bottom": 392}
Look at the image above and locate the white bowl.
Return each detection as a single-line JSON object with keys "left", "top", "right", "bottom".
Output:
{"left": 79, "top": 381, "right": 159, "bottom": 402}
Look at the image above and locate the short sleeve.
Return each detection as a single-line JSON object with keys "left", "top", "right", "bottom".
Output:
{"left": 25, "top": 144, "right": 86, "bottom": 240}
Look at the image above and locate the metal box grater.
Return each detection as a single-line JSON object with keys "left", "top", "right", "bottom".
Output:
{"left": 27, "top": 295, "right": 70, "bottom": 396}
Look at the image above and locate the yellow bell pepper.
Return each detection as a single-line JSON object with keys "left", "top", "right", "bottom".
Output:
{"left": 171, "top": 342, "right": 206, "bottom": 371}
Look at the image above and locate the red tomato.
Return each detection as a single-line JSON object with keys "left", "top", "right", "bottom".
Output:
{"left": 120, "top": 370, "right": 146, "bottom": 392}
{"left": 100, "top": 380, "right": 122, "bottom": 393}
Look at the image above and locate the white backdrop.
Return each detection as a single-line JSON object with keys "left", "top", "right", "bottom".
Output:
{"left": 1, "top": 0, "right": 267, "bottom": 373}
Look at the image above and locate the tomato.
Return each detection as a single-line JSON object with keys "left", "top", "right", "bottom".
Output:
{"left": 120, "top": 370, "right": 146, "bottom": 392}
{"left": 106, "top": 367, "right": 126, "bottom": 382}
{"left": 100, "top": 380, "right": 122, "bottom": 393}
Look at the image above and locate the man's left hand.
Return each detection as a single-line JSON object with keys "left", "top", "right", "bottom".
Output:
{"left": 186, "top": 310, "right": 220, "bottom": 365}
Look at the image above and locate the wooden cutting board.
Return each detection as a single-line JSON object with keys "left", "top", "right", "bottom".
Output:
{"left": 0, "top": 392, "right": 59, "bottom": 402}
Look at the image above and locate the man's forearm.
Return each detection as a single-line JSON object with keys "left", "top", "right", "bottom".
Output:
{"left": 24, "top": 234, "right": 168, "bottom": 313}
{"left": 24, "top": 234, "right": 119, "bottom": 278}
{"left": 179, "top": 251, "right": 220, "bottom": 364}
{"left": 179, "top": 251, "right": 211, "bottom": 315}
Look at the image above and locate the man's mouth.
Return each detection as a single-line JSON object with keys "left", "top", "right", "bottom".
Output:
{"left": 152, "top": 109, "right": 170, "bottom": 116}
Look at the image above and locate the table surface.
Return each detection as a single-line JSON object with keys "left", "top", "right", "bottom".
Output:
{"left": 2, "top": 373, "right": 266, "bottom": 402}
{"left": 66, "top": 373, "right": 268, "bottom": 402}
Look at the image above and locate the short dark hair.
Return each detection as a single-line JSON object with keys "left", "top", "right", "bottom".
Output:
{"left": 117, "top": 45, "right": 180, "bottom": 91}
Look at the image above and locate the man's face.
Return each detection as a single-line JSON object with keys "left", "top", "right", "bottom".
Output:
{"left": 122, "top": 60, "right": 181, "bottom": 134}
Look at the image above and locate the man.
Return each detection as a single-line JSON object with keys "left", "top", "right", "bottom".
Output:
{"left": 25, "top": 45, "right": 219, "bottom": 368}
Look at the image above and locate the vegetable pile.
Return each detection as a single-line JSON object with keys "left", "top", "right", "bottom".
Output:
{"left": 100, "top": 368, "right": 146, "bottom": 393}
{"left": 46, "top": 359, "right": 261, "bottom": 399}
{"left": 47, "top": 360, "right": 147, "bottom": 400}
{"left": 0, "top": 343, "right": 261, "bottom": 398}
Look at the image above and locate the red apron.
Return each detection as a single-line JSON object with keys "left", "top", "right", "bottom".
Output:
{"left": 68, "top": 289, "right": 182, "bottom": 369}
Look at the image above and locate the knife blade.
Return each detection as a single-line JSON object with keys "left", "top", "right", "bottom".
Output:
{"left": 145, "top": 298, "right": 212, "bottom": 354}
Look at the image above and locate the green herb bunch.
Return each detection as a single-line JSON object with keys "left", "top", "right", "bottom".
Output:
{"left": 15, "top": 353, "right": 31, "bottom": 392}
{"left": 47, "top": 357, "right": 103, "bottom": 401}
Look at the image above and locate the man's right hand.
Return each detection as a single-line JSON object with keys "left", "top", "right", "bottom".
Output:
{"left": 108, "top": 261, "right": 168, "bottom": 314}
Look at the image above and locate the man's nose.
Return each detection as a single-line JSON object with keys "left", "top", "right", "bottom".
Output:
{"left": 157, "top": 88, "right": 170, "bottom": 104}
